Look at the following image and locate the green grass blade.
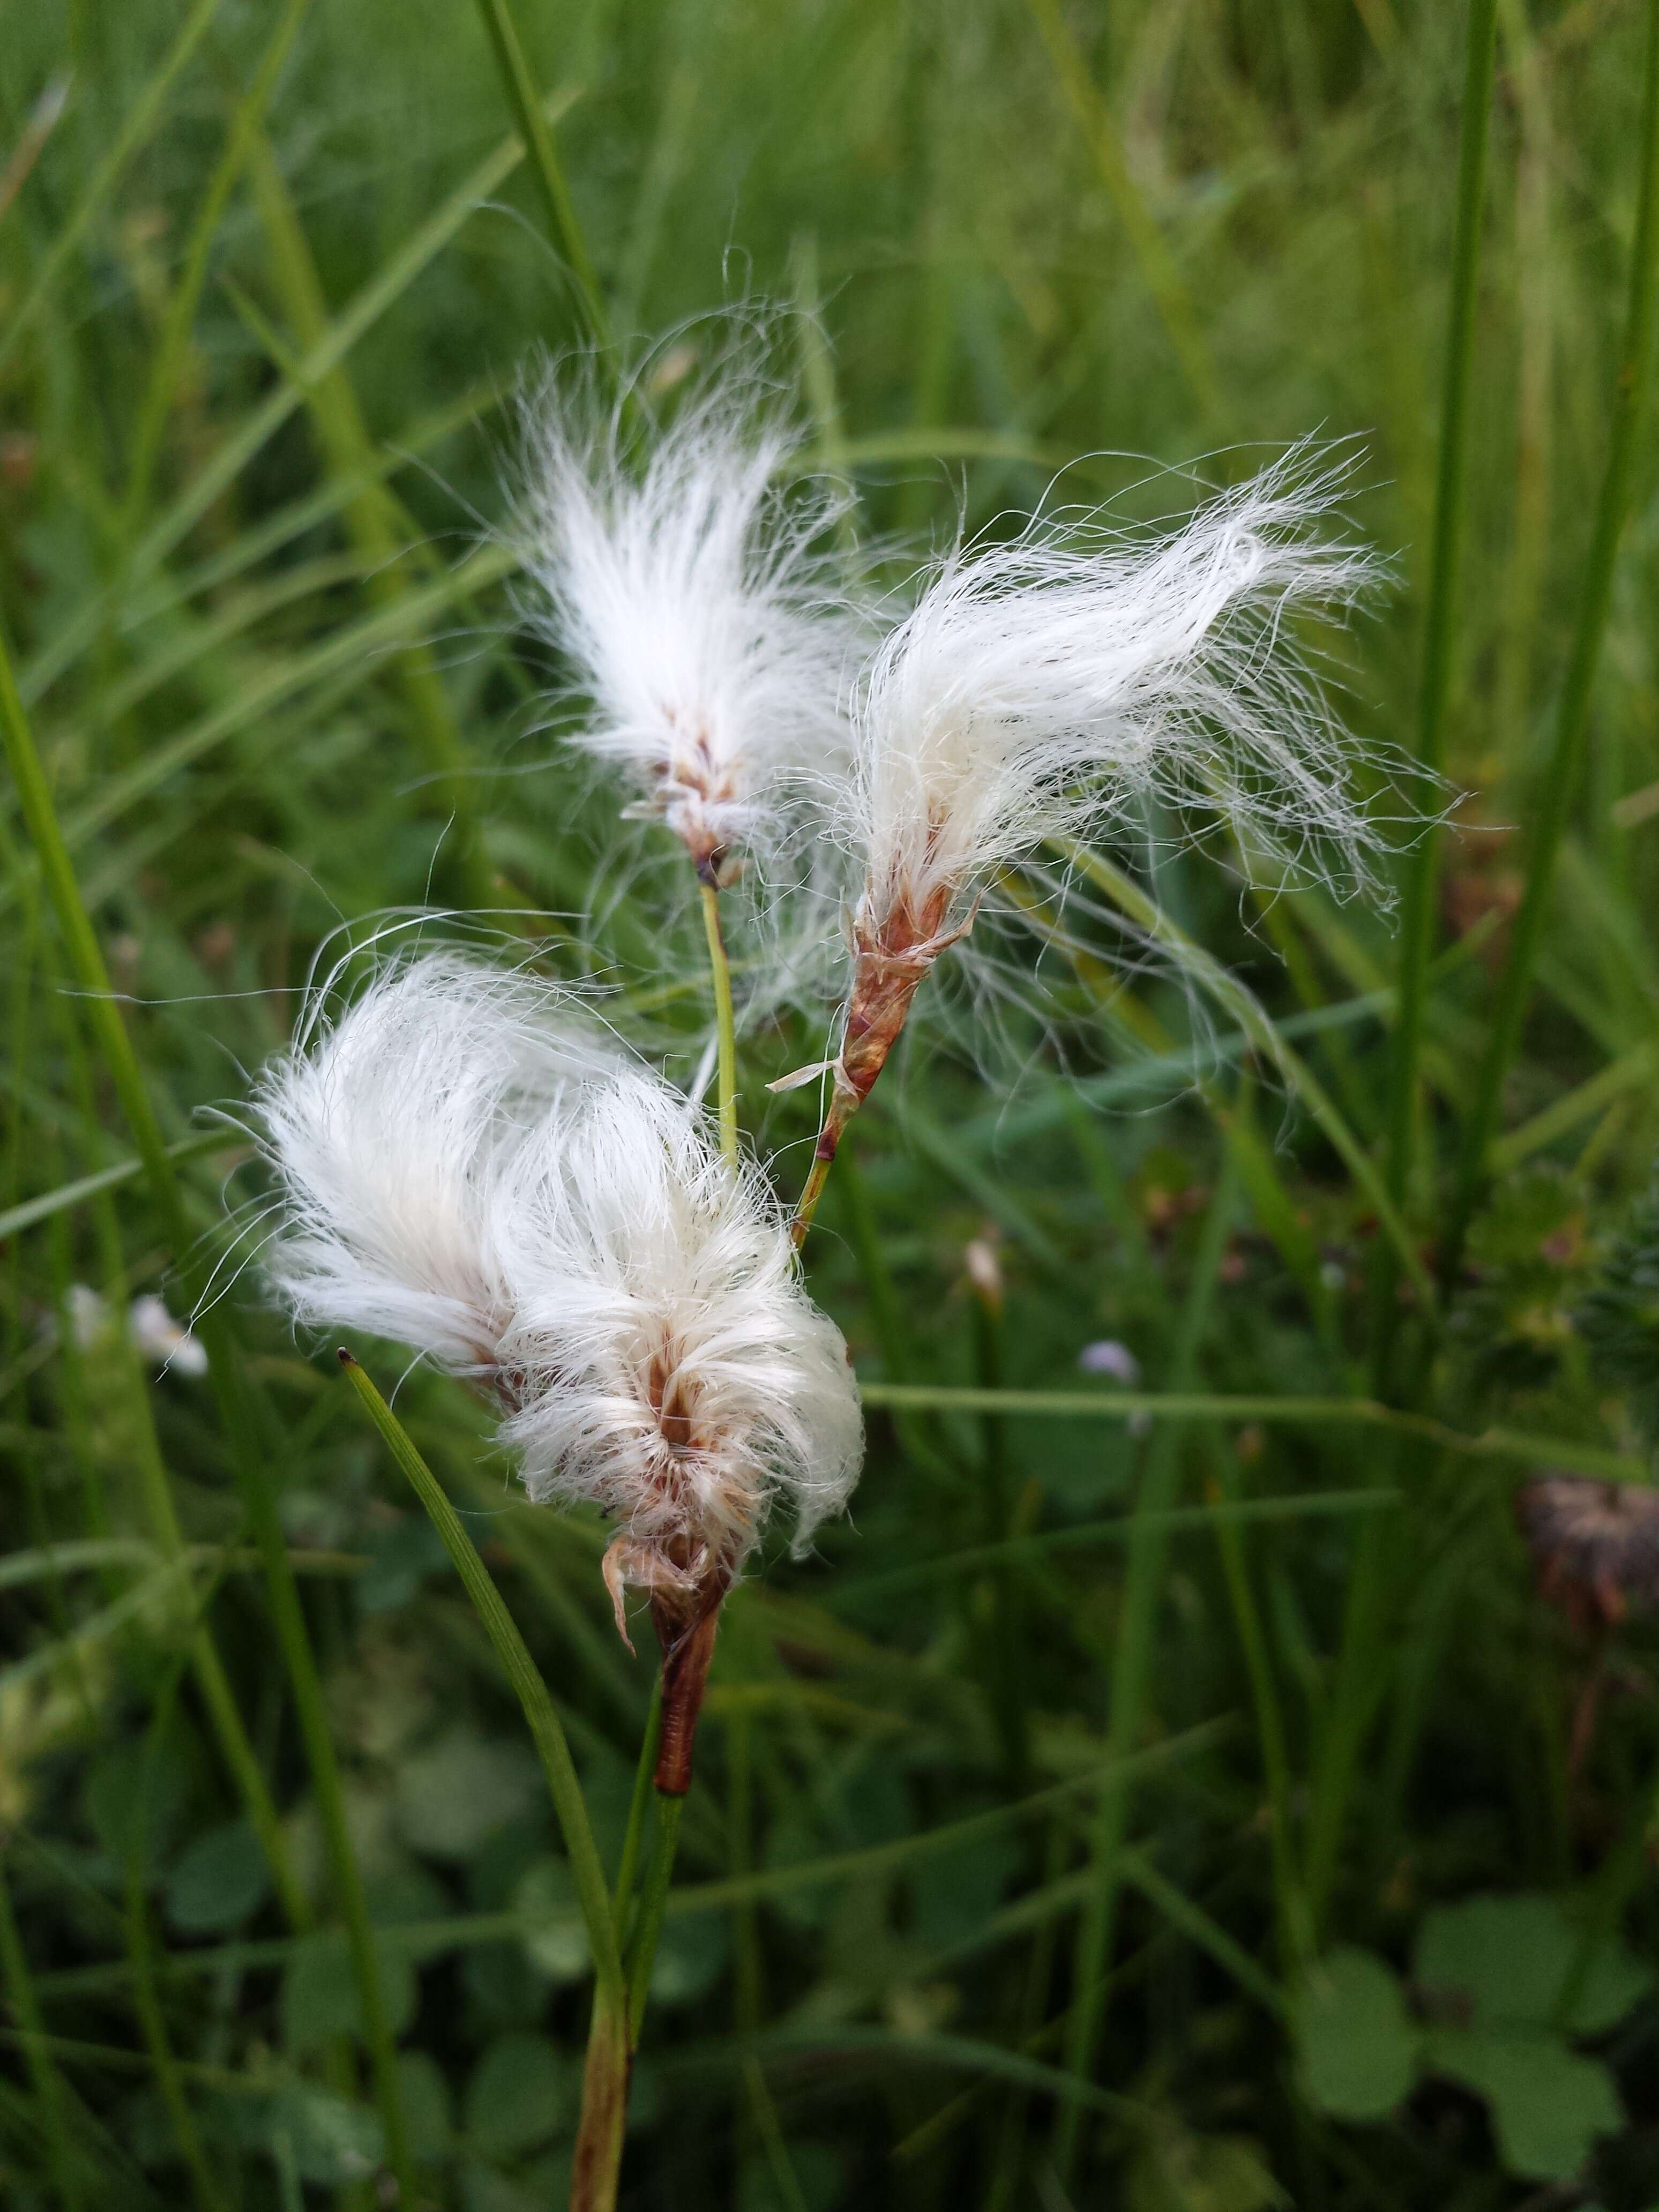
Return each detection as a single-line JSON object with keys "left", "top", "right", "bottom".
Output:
{"left": 0, "top": 1849, "right": 81, "bottom": 2208}
{"left": 339, "top": 1353, "right": 626, "bottom": 2011}
{"left": 1379, "top": 0, "right": 1499, "bottom": 1246}
{"left": 0, "top": 621, "right": 414, "bottom": 2201}
{"left": 0, "top": 1131, "right": 233, "bottom": 1242}
{"left": 1057, "top": 844, "right": 1438, "bottom": 1314}
{"left": 1445, "top": 0, "right": 1659, "bottom": 1275}
{"left": 1024, "top": 0, "right": 1221, "bottom": 421}
{"left": 0, "top": 0, "right": 222, "bottom": 375}
{"left": 472, "top": 0, "right": 610, "bottom": 345}
{"left": 1056, "top": 1155, "right": 1238, "bottom": 2183}
{"left": 120, "top": 0, "right": 313, "bottom": 528}
{"left": 857, "top": 1381, "right": 1642, "bottom": 1479}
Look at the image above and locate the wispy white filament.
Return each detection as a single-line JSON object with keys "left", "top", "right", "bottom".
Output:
{"left": 497, "top": 1070, "right": 863, "bottom": 1611}
{"left": 840, "top": 451, "right": 1389, "bottom": 942}
{"left": 255, "top": 956, "right": 862, "bottom": 1620}
{"left": 518, "top": 340, "right": 860, "bottom": 883}
{"left": 256, "top": 953, "right": 613, "bottom": 1379}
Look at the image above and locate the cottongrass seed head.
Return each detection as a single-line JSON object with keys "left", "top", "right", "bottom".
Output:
{"left": 253, "top": 953, "right": 863, "bottom": 1643}
{"left": 810, "top": 449, "right": 1394, "bottom": 1138}
{"left": 517, "top": 328, "right": 863, "bottom": 891}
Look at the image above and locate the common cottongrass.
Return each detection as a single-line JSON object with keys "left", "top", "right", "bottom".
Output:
{"left": 788, "top": 452, "right": 1391, "bottom": 1226}
{"left": 256, "top": 953, "right": 862, "bottom": 1786}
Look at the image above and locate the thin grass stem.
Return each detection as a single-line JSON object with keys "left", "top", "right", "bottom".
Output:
{"left": 1055, "top": 1154, "right": 1239, "bottom": 2183}
{"left": 700, "top": 883, "right": 740, "bottom": 1165}
{"left": 338, "top": 1357, "right": 624, "bottom": 2001}
{"left": 0, "top": 1844, "right": 81, "bottom": 2209}
{"left": 1378, "top": 0, "right": 1499, "bottom": 1277}
{"left": 626, "top": 1789, "right": 686, "bottom": 2038}
{"left": 472, "top": 0, "right": 611, "bottom": 346}
{"left": 1444, "top": 0, "right": 1659, "bottom": 1280}
{"left": 0, "top": 0, "right": 222, "bottom": 375}
{"left": 119, "top": 0, "right": 312, "bottom": 530}
{"left": 612, "top": 1677, "right": 664, "bottom": 1928}
{"left": 0, "top": 624, "right": 415, "bottom": 2201}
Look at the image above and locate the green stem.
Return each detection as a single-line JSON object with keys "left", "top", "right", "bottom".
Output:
{"left": 1378, "top": 0, "right": 1499, "bottom": 1266}
{"left": 0, "top": 627, "right": 414, "bottom": 2202}
{"left": 0, "top": 0, "right": 222, "bottom": 377}
{"left": 700, "top": 883, "right": 740, "bottom": 1167}
{"left": 470, "top": 0, "right": 610, "bottom": 346}
{"left": 1208, "top": 1451, "right": 1308, "bottom": 1973}
{"left": 1444, "top": 0, "right": 1659, "bottom": 1282}
{"left": 612, "top": 1678, "right": 663, "bottom": 1928}
{"left": 0, "top": 1845, "right": 80, "bottom": 2209}
{"left": 126, "top": 1701, "right": 228, "bottom": 2212}
{"left": 1056, "top": 844, "right": 1437, "bottom": 1316}
{"left": 1055, "top": 1153, "right": 1239, "bottom": 2186}
{"left": 119, "top": 0, "right": 312, "bottom": 530}
{"left": 339, "top": 1357, "right": 624, "bottom": 2006}
{"left": 626, "top": 1790, "right": 686, "bottom": 2039}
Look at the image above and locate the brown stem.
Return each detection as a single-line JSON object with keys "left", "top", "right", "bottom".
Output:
{"left": 570, "top": 1983, "right": 631, "bottom": 2212}
{"left": 652, "top": 1596, "right": 723, "bottom": 1795}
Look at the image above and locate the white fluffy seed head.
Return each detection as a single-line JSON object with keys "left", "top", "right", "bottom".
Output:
{"left": 840, "top": 450, "right": 1391, "bottom": 945}
{"left": 496, "top": 1070, "right": 863, "bottom": 1580}
{"left": 517, "top": 335, "right": 862, "bottom": 885}
{"left": 253, "top": 955, "right": 862, "bottom": 1601}
{"left": 255, "top": 953, "right": 616, "bottom": 1380}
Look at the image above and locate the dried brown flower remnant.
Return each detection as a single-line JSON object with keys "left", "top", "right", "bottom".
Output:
{"left": 1515, "top": 1474, "right": 1659, "bottom": 1628}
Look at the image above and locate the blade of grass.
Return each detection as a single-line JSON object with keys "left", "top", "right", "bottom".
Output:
{"left": 0, "top": 1849, "right": 81, "bottom": 2209}
{"left": 338, "top": 1355, "right": 623, "bottom": 1996}
{"left": 120, "top": 0, "right": 312, "bottom": 529}
{"left": 0, "top": 0, "right": 222, "bottom": 374}
{"left": 1055, "top": 843, "right": 1438, "bottom": 1314}
{"left": 472, "top": 0, "right": 610, "bottom": 345}
{"left": 856, "top": 1380, "right": 1641, "bottom": 1481}
{"left": 0, "top": 623, "right": 415, "bottom": 2202}
{"left": 1445, "top": 0, "right": 1659, "bottom": 1278}
{"left": 1056, "top": 1153, "right": 1238, "bottom": 2184}
{"left": 245, "top": 125, "right": 496, "bottom": 909}
{"left": 1380, "top": 0, "right": 1498, "bottom": 1331}
{"left": 18, "top": 117, "right": 556, "bottom": 716}
{"left": 1024, "top": 0, "right": 1221, "bottom": 421}
{"left": 0, "top": 1134, "right": 233, "bottom": 1246}
{"left": 829, "top": 1489, "right": 1400, "bottom": 1608}
{"left": 340, "top": 1351, "right": 632, "bottom": 2210}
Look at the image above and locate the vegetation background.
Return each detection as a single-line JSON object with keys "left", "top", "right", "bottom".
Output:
{"left": 2, "top": 0, "right": 1658, "bottom": 2205}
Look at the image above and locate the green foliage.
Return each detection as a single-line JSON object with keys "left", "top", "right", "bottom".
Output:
{"left": 5, "top": 0, "right": 1659, "bottom": 2203}
{"left": 1295, "top": 1896, "right": 1652, "bottom": 2181}
{"left": 1578, "top": 1156, "right": 1659, "bottom": 1454}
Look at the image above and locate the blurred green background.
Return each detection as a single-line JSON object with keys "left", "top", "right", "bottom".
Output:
{"left": 3, "top": 0, "right": 1659, "bottom": 2206}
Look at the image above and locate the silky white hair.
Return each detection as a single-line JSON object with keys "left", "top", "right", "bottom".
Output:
{"left": 838, "top": 451, "right": 1391, "bottom": 941}
{"left": 253, "top": 955, "right": 862, "bottom": 1604}
{"left": 255, "top": 952, "right": 615, "bottom": 1379}
{"left": 497, "top": 1070, "right": 863, "bottom": 1578}
{"left": 517, "top": 339, "right": 862, "bottom": 881}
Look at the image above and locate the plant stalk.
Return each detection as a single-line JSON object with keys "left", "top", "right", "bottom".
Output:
{"left": 1443, "top": 0, "right": 1659, "bottom": 1284}
{"left": 471, "top": 0, "right": 610, "bottom": 346}
{"left": 0, "top": 626, "right": 415, "bottom": 2201}
{"left": 1378, "top": 0, "right": 1499, "bottom": 1298}
{"left": 701, "top": 881, "right": 741, "bottom": 1167}
{"left": 1055, "top": 1154, "right": 1238, "bottom": 2184}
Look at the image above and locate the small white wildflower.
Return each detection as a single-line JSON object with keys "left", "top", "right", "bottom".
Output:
{"left": 129, "top": 1295, "right": 208, "bottom": 1376}
{"left": 518, "top": 337, "right": 861, "bottom": 890}
{"left": 801, "top": 452, "right": 1388, "bottom": 1173}
{"left": 253, "top": 955, "right": 863, "bottom": 1780}
{"left": 1078, "top": 1339, "right": 1140, "bottom": 1384}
